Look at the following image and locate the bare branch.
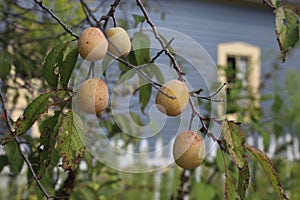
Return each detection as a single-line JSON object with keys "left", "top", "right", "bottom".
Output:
{"left": 33, "top": 0, "right": 79, "bottom": 39}
{"left": 79, "top": 0, "right": 99, "bottom": 27}
{"left": 0, "top": 90, "right": 66, "bottom": 200}
{"left": 190, "top": 83, "right": 226, "bottom": 102}
{"left": 100, "top": 0, "right": 120, "bottom": 29}
{"left": 136, "top": 0, "right": 185, "bottom": 79}
{"left": 263, "top": 0, "right": 276, "bottom": 9}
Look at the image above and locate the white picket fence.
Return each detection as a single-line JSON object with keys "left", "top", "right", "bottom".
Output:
{"left": 0, "top": 132, "right": 299, "bottom": 199}
{"left": 101, "top": 132, "right": 300, "bottom": 172}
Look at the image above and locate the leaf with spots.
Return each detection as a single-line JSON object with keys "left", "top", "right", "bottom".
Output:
{"left": 245, "top": 144, "right": 289, "bottom": 200}
{"left": 275, "top": 6, "right": 299, "bottom": 62}
{"left": 15, "top": 93, "right": 51, "bottom": 136}
{"left": 38, "top": 111, "right": 62, "bottom": 178}
{"left": 221, "top": 120, "right": 246, "bottom": 169}
{"left": 237, "top": 162, "right": 250, "bottom": 200}
{"left": 221, "top": 150, "right": 241, "bottom": 200}
{"left": 43, "top": 42, "right": 68, "bottom": 88}
{"left": 57, "top": 111, "right": 87, "bottom": 171}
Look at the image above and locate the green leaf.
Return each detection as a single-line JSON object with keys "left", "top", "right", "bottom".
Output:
{"left": 216, "top": 149, "right": 225, "bottom": 173}
{"left": 0, "top": 61, "right": 11, "bottom": 80}
{"left": 142, "top": 63, "right": 164, "bottom": 84}
{"left": 132, "top": 32, "right": 151, "bottom": 66}
{"left": 57, "top": 111, "right": 87, "bottom": 171}
{"left": 221, "top": 120, "right": 246, "bottom": 169}
{"left": 118, "top": 51, "right": 136, "bottom": 83}
{"left": 38, "top": 111, "right": 61, "bottom": 177}
{"left": 245, "top": 144, "right": 289, "bottom": 200}
{"left": 237, "top": 162, "right": 250, "bottom": 200}
{"left": 0, "top": 155, "right": 8, "bottom": 173}
{"left": 60, "top": 47, "right": 78, "bottom": 88}
{"left": 43, "top": 43, "right": 68, "bottom": 88}
{"left": 275, "top": 6, "right": 299, "bottom": 62}
{"left": 72, "top": 186, "right": 98, "bottom": 200}
{"left": 15, "top": 93, "right": 51, "bottom": 136}
{"left": 152, "top": 64, "right": 164, "bottom": 84}
{"left": 221, "top": 150, "right": 241, "bottom": 200}
{"left": 194, "top": 182, "right": 216, "bottom": 200}
{"left": 102, "top": 55, "right": 113, "bottom": 76}
{"left": 4, "top": 141, "right": 24, "bottom": 176}
{"left": 130, "top": 112, "right": 144, "bottom": 126}
{"left": 133, "top": 14, "right": 146, "bottom": 27}
{"left": 138, "top": 76, "right": 152, "bottom": 113}
{"left": 271, "top": 94, "right": 283, "bottom": 113}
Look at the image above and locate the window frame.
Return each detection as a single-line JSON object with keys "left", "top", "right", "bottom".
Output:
{"left": 217, "top": 42, "right": 261, "bottom": 121}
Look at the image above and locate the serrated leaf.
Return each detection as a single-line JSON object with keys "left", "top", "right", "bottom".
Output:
{"left": 237, "top": 162, "right": 250, "bottom": 200}
{"left": 275, "top": 6, "right": 299, "bottom": 62}
{"left": 57, "top": 111, "right": 86, "bottom": 171}
{"left": 138, "top": 76, "right": 152, "bottom": 113}
{"left": 60, "top": 48, "right": 78, "bottom": 88}
{"left": 133, "top": 14, "right": 146, "bottom": 27}
{"left": 4, "top": 141, "right": 24, "bottom": 175}
{"left": 245, "top": 144, "right": 289, "bottom": 200}
{"left": 38, "top": 111, "right": 61, "bottom": 178}
{"left": 221, "top": 120, "right": 246, "bottom": 169}
{"left": 221, "top": 150, "right": 241, "bottom": 200}
{"left": 15, "top": 93, "right": 51, "bottom": 136}
{"left": 132, "top": 32, "right": 151, "bottom": 66}
{"left": 43, "top": 43, "right": 68, "bottom": 88}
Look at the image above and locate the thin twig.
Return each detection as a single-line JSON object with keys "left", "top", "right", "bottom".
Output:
{"left": 149, "top": 38, "right": 174, "bottom": 64}
{"left": 100, "top": 0, "right": 120, "bottom": 30}
{"left": 136, "top": 0, "right": 185, "bottom": 79}
{"left": 136, "top": 37, "right": 174, "bottom": 70}
{"left": 107, "top": 52, "right": 178, "bottom": 100}
{"left": 263, "top": 0, "right": 276, "bottom": 9}
{"left": 79, "top": 0, "right": 99, "bottom": 27}
{"left": 188, "top": 96, "right": 228, "bottom": 152}
{"left": 33, "top": 0, "right": 79, "bottom": 39}
{"left": 190, "top": 83, "right": 226, "bottom": 102}
{"left": 0, "top": 90, "right": 66, "bottom": 200}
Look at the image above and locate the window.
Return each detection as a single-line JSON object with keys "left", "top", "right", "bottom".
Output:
{"left": 218, "top": 42, "right": 260, "bottom": 121}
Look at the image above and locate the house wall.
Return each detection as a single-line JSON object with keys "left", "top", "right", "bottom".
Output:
{"left": 139, "top": 0, "right": 300, "bottom": 107}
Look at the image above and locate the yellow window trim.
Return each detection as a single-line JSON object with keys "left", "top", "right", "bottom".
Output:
{"left": 217, "top": 42, "right": 261, "bottom": 121}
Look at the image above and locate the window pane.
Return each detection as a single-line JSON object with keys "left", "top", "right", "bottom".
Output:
{"left": 227, "top": 56, "right": 236, "bottom": 84}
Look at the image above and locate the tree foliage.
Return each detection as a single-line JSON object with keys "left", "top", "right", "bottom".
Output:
{"left": 0, "top": 0, "right": 299, "bottom": 199}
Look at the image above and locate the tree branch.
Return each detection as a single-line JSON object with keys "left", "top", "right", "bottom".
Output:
{"left": 100, "top": 0, "right": 120, "bottom": 29}
{"left": 136, "top": 0, "right": 185, "bottom": 79}
{"left": 0, "top": 90, "right": 65, "bottom": 199}
{"left": 79, "top": 0, "right": 99, "bottom": 27}
{"left": 33, "top": 0, "right": 79, "bottom": 39}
